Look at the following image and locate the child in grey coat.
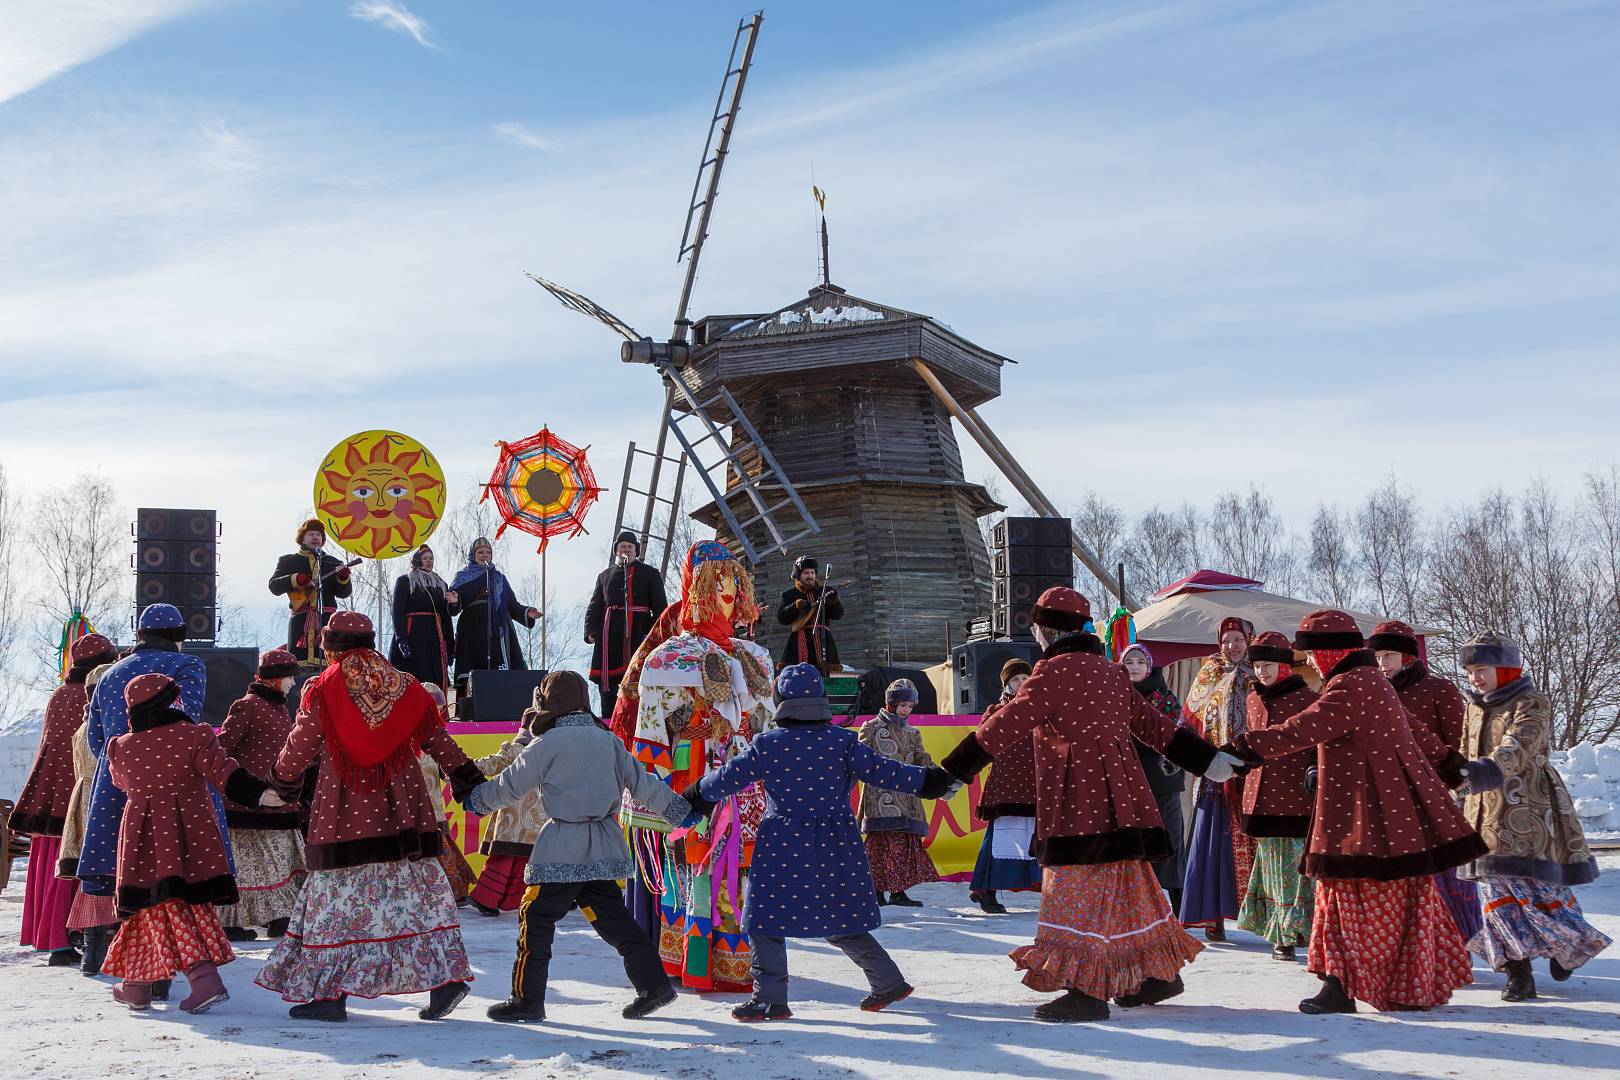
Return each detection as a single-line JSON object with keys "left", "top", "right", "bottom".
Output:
{"left": 464, "top": 670, "right": 693, "bottom": 1023}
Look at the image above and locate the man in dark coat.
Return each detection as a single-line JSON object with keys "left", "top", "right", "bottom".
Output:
{"left": 775, "top": 556, "right": 843, "bottom": 675}
{"left": 585, "top": 531, "right": 668, "bottom": 716}
{"left": 268, "top": 518, "right": 353, "bottom": 663}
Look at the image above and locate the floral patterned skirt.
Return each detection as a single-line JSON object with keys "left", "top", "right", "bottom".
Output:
{"left": 865, "top": 832, "right": 940, "bottom": 894}
{"left": 102, "top": 899, "right": 234, "bottom": 982}
{"left": 436, "top": 824, "right": 476, "bottom": 903}
{"left": 21, "top": 836, "right": 79, "bottom": 952}
{"left": 1309, "top": 875, "right": 1472, "bottom": 1010}
{"left": 1236, "top": 836, "right": 1313, "bottom": 946}
{"left": 1469, "top": 876, "right": 1612, "bottom": 972}
{"left": 255, "top": 858, "right": 473, "bottom": 1003}
{"left": 215, "top": 827, "right": 305, "bottom": 928}
{"left": 1011, "top": 860, "right": 1204, "bottom": 999}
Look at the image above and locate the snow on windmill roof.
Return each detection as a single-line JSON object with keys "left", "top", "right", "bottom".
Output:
{"left": 718, "top": 284, "right": 942, "bottom": 341}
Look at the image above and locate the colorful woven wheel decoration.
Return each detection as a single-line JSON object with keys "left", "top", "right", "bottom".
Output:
{"left": 482, "top": 427, "right": 603, "bottom": 551}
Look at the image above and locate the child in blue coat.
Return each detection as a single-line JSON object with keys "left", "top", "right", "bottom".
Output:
{"left": 682, "top": 664, "right": 956, "bottom": 1021}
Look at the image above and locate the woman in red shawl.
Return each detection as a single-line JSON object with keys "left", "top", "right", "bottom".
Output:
{"left": 255, "top": 612, "right": 487, "bottom": 1023}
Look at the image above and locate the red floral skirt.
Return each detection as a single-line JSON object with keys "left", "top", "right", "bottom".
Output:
{"left": 102, "top": 899, "right": 234, "bottom": 982}
{"left": 1012, "top": 860, "right": 1203, "bottom": 999}
{"left": 865, "top": 832, "right": 940, "bottom": 894}
{"left": 1309, "top": 876, "right": 1472, "bottom": 1010}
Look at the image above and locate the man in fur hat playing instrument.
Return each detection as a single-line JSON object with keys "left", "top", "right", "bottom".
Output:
{"left": 776, "top": 555, "right": 844, "bottom": 676}
{"left": 268, "top": 518, "right": 354, "bottom": 664}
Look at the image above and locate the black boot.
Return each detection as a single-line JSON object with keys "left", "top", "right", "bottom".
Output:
{"left": 731, "top": 998, "right": 793, "bottom": 1022}
{"left": 1299, "top": 975, "right": 1357, "bottom": 1014}
{"left": 1204, "top": 922, "right": 1226, "bottom": 943}
{"left": 622, "top": 983, "right": 677, "bottom": 1020}
{"left": 1115, "top": 975, "right": 1185, "bottom": 1008}
{"left": 470, "top": 899, "right": 501, "bottom": 917}
{"left": 859, "top": 982, "right": 914, "bottom": 1012}
{"left": 265, "top": 918, "right": 290, "bottom": 939}
{"left": 68, "top": 930, "right": 84, "bottom": 951}
{"left": 150, "top": 980, "right": 172, "bottom": 1002}
{"left": 487, "top": 996, "right": 547, "bottom": 1023}
{"left": 47, "top": 948, "right": 83, "bottom": 967}
{"left": 1272, "top": 944, "right": 1297, "bottom": 961}
{"left": 1501, "top": 959, "right": 1537, "bottom": 1002}
{"left": 224, "top": 926, "right": 257, "bottom": 942}
{"left": 978, "top": 891, "right": 1008, "bottom": 915}
{"left": 419, "top": 980, "right": 469, "bottom": 1020}
{"left": 1549, "top": 958, "right": 1574, "bottom": 982}
{"left": 1034, "top": 989, "right": 1109, "bottom": 1022}
{"left": 290, "top": 996, "right": 348, "bottom": 1022}
{"left": 80, "top": 925, "right": 111, "bottom": 977}
{"left": 888, "top": 891, "right": 923, "bottom": 908}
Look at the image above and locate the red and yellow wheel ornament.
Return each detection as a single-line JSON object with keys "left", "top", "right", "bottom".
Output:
{"left": 481, "top": 426, "right": 603, "bottom": 551}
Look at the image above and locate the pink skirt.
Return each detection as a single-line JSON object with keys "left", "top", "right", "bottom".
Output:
{"left": 20, "top": 836, "right": 79, "bottom": 952}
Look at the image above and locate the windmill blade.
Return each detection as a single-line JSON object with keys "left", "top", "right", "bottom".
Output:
{"left": 525, "top": 273, "right": 643, "bottom": 342}
{"left": 671, "top": 10, "right": 763, "bottom": 341}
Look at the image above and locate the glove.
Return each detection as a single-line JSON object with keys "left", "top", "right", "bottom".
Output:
{"left": 336, "top": 567, "right": 351, "bottom": 580}
{"left": 295, "top": 573, "right": 312, "bottom": 587}
{"left": 679, "top": 783, "right": 716, "bottom": 820}
{"left": 919, "top": 766, "right": 958, "bottom": 800}
{"left": 1202, "top": 751, "right": 1245, "bottom": 784}
{"left": 1303, "top": 766, "right": 1318, "bottom": 796}
{"left": 396, "top": 641, "right": 411, "bottom": 659}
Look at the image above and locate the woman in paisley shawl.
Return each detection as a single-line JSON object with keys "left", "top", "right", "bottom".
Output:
{"left": 1179, "top": 616, "right": 1256, "bottom": 941}
{"left": 624, "top": 541, "right": 776, "bottom": 993}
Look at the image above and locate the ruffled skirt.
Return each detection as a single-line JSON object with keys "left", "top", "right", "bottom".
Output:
{"left": 1011, "top": 860, "right": 1203, "bottom": 998}
{"left": 102, "top": 899, "right": 234, "bottom": 981}
{"left": 1309, "top": 876, "right": 1472, "bottom": 1010}
{"left": 215, "top": 827, "right": 305, "bottom": 927}
{"left": 255, "top": 859, "right": 472, "bottom": 1002}
{"left": 1469, "top": 876, "right": 1611, "bottom": 972}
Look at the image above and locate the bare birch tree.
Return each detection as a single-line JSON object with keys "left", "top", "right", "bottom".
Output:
{"left": 0, "top": 465, "right": 24, "bottom": 720}
{"left": 31, "top": 474, "right": 127, "bottom": 686}
{"left": 1307, "top": 504, "right": 1360, "bottom": 609}
{"left": 1355, "top": 473, "right": 1426, "bottom": 620}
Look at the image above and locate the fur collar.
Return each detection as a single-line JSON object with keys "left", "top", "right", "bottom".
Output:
{"left": 1041, "top": 632, "right": 1107, "bottom": 662}
{"left": 1259, "top": 673, "right": 1308, "bottom": 701}
{"left": 1470, "top": 675, "right": 1537, "bottom": 707}
{"left": 248, "top": 681, "right": 287, "bottom": 706}
{"left": 1327, "top": 650, "right": 1378, "bottom": 680}
{"left": 1131, "top": 668, "right": 1169, "bottom": 699}
{"left": 130, "top": 707, "right": 191, "bottom": 734}
{"left": 1390, "top": 661, "right": 1428, "bottom": 692}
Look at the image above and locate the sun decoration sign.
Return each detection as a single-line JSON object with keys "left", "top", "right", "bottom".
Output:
{"left": 313, "top": 430, "right": 447, "bottom": 559}
{"left": 481, "top": 426, "right": 602, "bottom": 551}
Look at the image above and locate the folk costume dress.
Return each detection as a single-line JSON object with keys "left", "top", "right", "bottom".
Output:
{"left": 60, "top": 693, "right": 108, "bottom": 933}
{"left": 857, "top": 709, "right": 941, "bottom": 895}
{"left": 585, "top": 550, "right": 668, "bottom": 715}
{"left": 100, "top": 674, "right": 272, "bottom": 993}
{"left": 450, "top": 543, "right": 537, "bottom": 677}
{"left": 1233, "top": 611, "right": 1487, "bottom": 1012}
{"left": 1130, "top": 664, "right": 1189, "bottom": 902}
{"left": 631, "top": 541, "right": 776, "bottom": 993}
{"left": 389, "top": 559, "right": 457, "bottom": 689}
{"left": 468, "top": 722, "right": 551, "bottom": 912}
{"left": 213, "top": 667, "right": 306, "bottom": 931}
{"left": 1456, "top": 661, "right": 1608, "bottom": 974}
{"left": 256, "top": 633, "right": 484, "bottom": 1005}
{"left": 970, "top": 695, "right": 1043, "bottom": 896}
{"left": 15, "top": 636, "right": 115, "bottom": 954}
{"left": 1180, "top": 628, "right": 1256, "bottom": 930}
{"left": 942, "top": 632, "right": 1225, "bottom": 1003}
{"left": 1234, "top": 658, "right": 1317, "bottom": 949}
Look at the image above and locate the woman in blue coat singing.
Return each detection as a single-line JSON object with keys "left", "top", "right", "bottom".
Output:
{"left": 682, "top": 663, "right": 957, "bottom": 1022}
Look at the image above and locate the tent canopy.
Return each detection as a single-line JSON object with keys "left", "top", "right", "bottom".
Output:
{"left": 1132, "top": 583, "right": 1443, "bottom": 667}
{"left": 1151, "top": 570, "right": 1263, "bottom": 600}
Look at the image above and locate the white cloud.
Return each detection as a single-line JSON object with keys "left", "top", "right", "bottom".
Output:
{"left": 0, "top": 0, "right": 217, "bottom": 106}
{"left": 349, "top": 0, "right": 439, "bottom": 50}
{"left": 492, "top": 121, "right": 556, "bottom": 151}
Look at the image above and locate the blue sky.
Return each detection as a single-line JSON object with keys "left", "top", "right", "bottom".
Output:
{"left": 1, "top": 0, "right": 1616, "bottom": 645}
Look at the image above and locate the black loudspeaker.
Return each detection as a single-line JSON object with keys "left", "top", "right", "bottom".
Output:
{"left": 952, "top": 640, "right": 1041, "bottom": 715}
{"left": 854, "top": 666, "right": 939, "bottom": 717}
{"left": 990, "top": 516, "right": 1074, "bottom": 640}
{"left": 188, "top": 646, "right": 259, "bottom": 728}
{"left": 992, "top": 516, "right": 1072, "bottom": 550}
{"left": 455, "top": 669, "right": 549, "bottom": 724}
{"left": 135, "top": 507, "right": 219, "bottom": 642}
{"left": 993, "top": 545, "right": 1071, "bottom": 577}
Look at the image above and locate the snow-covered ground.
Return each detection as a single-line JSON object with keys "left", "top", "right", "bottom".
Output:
{"left": 2, "top": 860, "right": 1617, "bottom": 1080}
{"left": 1554, "top": 742, "right": 1620, "bottom": 841}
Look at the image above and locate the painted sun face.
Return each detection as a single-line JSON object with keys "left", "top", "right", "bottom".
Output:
{"left": 314, "top": 431, "right": 446, "bottom": 559}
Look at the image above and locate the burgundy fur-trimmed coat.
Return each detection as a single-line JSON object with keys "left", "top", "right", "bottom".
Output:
{"left": 10, "top": 679, "right": 89, "bottom": 836}
{"left": 1237, "top": 651, "right": 1484, "bottom": 881}
{"left": 106, "top": 715, "right": 268, "bottom": 917}
{"left": 1391, "top": 662, "right": 1467, "bottom": 751}
{"left": 1240, "top": 676, "right": 1317, "bottom": 837}
{"left": 974, "top": 698, "right": 1037, "bottom": 822}
{"left": 943, "top": 633, "right": 1218, "bottom": 866}
{"left": 272, "top": 681, "right": 479, "bottom": 872}
{"left": 216, "top": 683, "right": 301, "bottom": 830}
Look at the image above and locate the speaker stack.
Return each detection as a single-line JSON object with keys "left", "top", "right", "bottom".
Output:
{"left": 134, "top": 508, "right": 218, "bottom": 641}
{"left": 990, "top": 516, "right": 1073, "bottom": 639}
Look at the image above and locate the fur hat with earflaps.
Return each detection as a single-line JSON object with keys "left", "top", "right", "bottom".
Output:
{"left": 1459, "top": 630, "right": 1522, "bottom": 669}
{"left": 296, "top": 517, "right": 326, "bottom": 546}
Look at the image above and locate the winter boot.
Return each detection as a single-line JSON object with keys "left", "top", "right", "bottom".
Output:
{"left": 289, "top": 995, "right": 347, "bottom": 1022}
{"left": 1299, "top": 976, "right": 1357, "bottom": 1014}
{"left": 1115, "top": 976, "right": 1185, "bottom": 1008}
{"left": 731, "top": 998, "right": 793, "bottom": 1022}
{"left": 1272, "top": 944, "right": 1297, "bottom": 962}
{"left": 265, "top": 918, "right": 291, "bottom": 939}
{"left": 224, "top": 926, "right": 257, "bottom": 943}
{"left": 47, "top": 947, "right": 83, "bottom": 967}
{"left": 487, "top": 996, "right": 547, "bottom": 1023}
{"left": 1204, "top": 922, "right": 1226, "bottom": 943}
{"left": 622, "top": 983, "right": 678, "bottom": 1020}
{"left": 1501, "top": 959, "right": 1537, "bottom": 1002}
{"left": 978, "top": 891, "right": 1008, "bottom": 915}
{"left": 113, "top": 981, "right": 153, "bottom": 1011}
{"left": 80, "top": 925, "right": 111, "bottom": 977}
{"left": 1033, "top": 989, "right": 1109, "bottom": 1023}
{"left": 150, "top": 980, "right": 172, "bottom": 1001}
{"left": 470, "top": 899, "right": 501, "bottom": 917}
{"left": 180, "top": 962, "right": 229, "bottom": 1013}
{"left": 859, "top": 982, "right": 914, "bottom": 1012}
{"left": 419, "top": 980, "right": 470, "bottom": 1020}
{"left": 888, "top": 891, "right": 923, "bottom": 907}
{"left": 1549, "top": 958, "right": 1574, "bottom": 982}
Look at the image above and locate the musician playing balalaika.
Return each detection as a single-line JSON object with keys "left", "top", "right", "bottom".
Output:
{"left": 268, "top": 517, "right": 353, "bottom": 663}
{"left": 775, "top": 555, "right": 843, "bottom": 675}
